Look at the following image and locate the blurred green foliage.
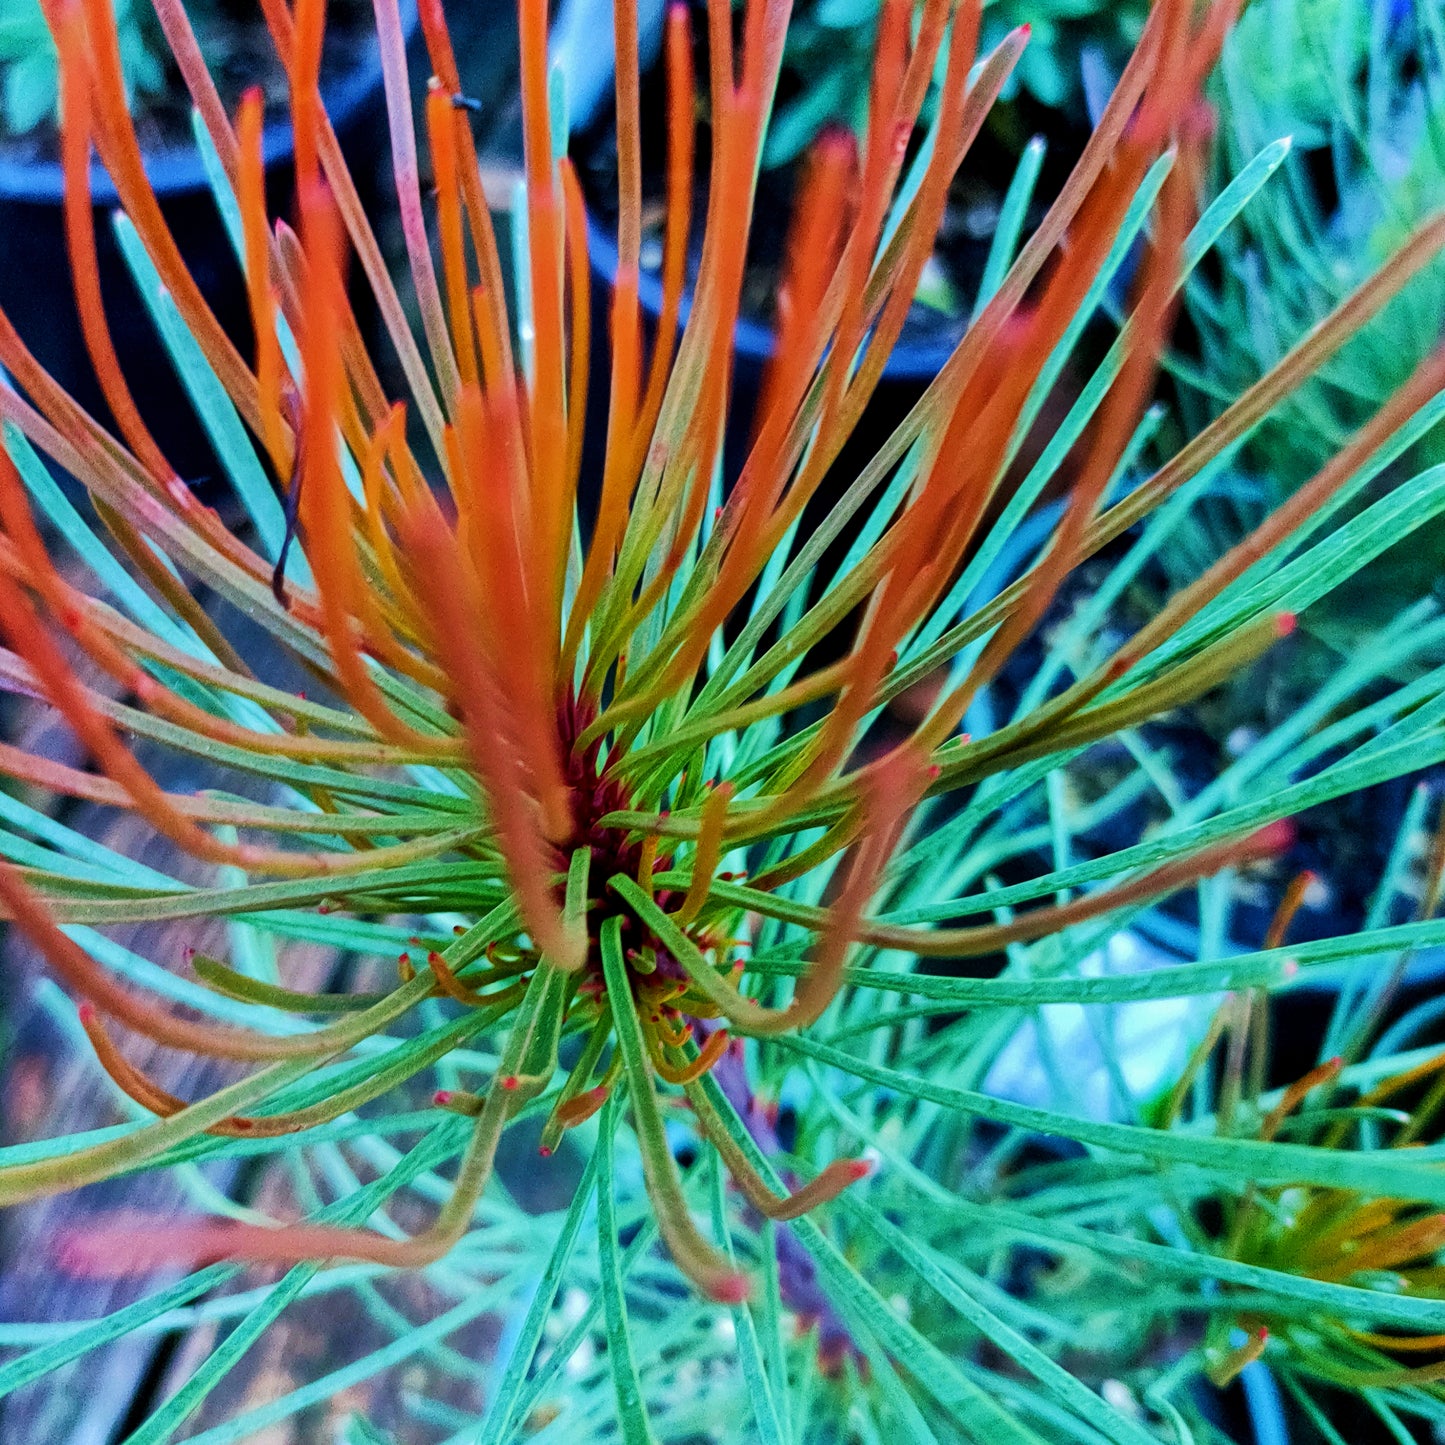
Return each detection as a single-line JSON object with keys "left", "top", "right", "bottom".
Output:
{"left": 764, "top": 0, "right": 1149, "bottom": 169}
{"left": 0, "top": 0, "right": 166, "bottom": 138}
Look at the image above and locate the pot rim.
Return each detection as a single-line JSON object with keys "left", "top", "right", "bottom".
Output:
{"left": 584, "top": 208, "right": 964, "bottom": 380}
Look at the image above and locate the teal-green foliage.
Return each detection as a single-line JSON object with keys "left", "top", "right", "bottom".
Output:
{"left": 2, "top": 119, "right": 1443, "bottom": 1442}
{"left": 1178, "top": 0, "right": 1445, "bottom": 637}
{"left": 1190, "top": 0, "right": 1445, "bottom": 475}
{"left": 0, "top": 0, "right": 165, "bottom": 136}
{"left": 3, "top": 8, "right": 1445, "bottom": 1444}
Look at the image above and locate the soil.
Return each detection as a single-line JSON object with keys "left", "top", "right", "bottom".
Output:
{"left": 569, "top": 16, "right": 1096, "bottom": 357}
{"left": 0, "top": 0, "right": 375, "bottom": 166}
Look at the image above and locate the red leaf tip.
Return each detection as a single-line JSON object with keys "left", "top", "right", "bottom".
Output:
{"left": 500, "top": 1074, "right": 520, "bottom": 1091}
{"left": 77, "top": 1000, "right": 97, "bottom": 1025}
{"left": 814, "top": 123, "right": 858, "bottom": 166}
{"left": 1274, "top": 611, "right": 1297, "bottom": 638}
{"left": 1254, "top": 819, "right": 1296, "bottom": 854}
{"left": 710, "top": 1272, "right": 752, "bottom": 1305}
{"left": 843, "top": 1158, "right": 872, "bottom": 1181}
{"left": 433, "top": 1090, "right": 452, "bottom": 1106}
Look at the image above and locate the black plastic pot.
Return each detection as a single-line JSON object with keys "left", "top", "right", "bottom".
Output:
{"left": 0, "top": 8, "right": 414, "bottom": 492}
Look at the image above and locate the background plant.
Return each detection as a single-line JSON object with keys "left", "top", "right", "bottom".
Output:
{"left": 0, "top": 1, "right": 1442, "bottom": 1443}
{"left": 764, "top": 0, "right": 1150, "bottom": 169}
{"left": 0, "top": 0, "right": 166, "bottom": 136}
{"left": 1175, "top": 0, "right": 1445, "bottom": 644}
